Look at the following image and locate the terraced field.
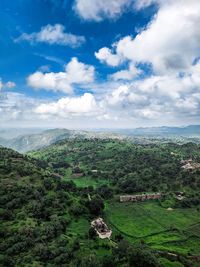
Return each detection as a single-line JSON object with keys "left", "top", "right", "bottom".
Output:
{"left": 105, "top": 200, "right": 200, "bottom": 255}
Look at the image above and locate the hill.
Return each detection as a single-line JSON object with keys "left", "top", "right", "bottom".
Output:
{"left": 0, "top": 128, "right": 122, "bottom": 153}
{"left": 1, "top": 138, "right": 200, "bottom": 266}
{"left": 1, "top": 145, "right": 165, "bottom": 267}
{"left": 1, "top": 125, "right": 200, "bottom": 153}
{"left": 114, "top": 125, "right": 200, "bottom": 136}
{"left": 29, "top": 138, "right": 200, "bottom": 193}
{"left": 0, "top": 146, "right": 107, "bottom": 266}
{"left": 27, "top": 138, "right": 200, "bottom": 265}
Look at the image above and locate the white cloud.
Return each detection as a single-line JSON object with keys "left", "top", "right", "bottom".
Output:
{"left": 5, "top": 81, "right": 16, "bottom": 88}
{"left": 95, "top": 47, "right": 122, "bottom": 67}
{"left": 93, "top": 0, "right": 200, "bottom": 124}
{"left": 110, "top": 63, "right": 142, "bottom": 80}
{"left": 0, "top": 92, "right": 38, "bottom": 122}
{"left": 2, "top": 0, "right": 200, "bottom": 128}
{"left": 134, "top": 0, "right": 161, "bottom": 10}
{"left": 1, "top": 64, "right": 200, "bottom": 127}
{"left": 27, "top": 57, "right": 95, "bottom": 93}
{"left": 96, "top": 0, "right": 200, "bottom": 75}
{"left": 104, "top": 62, "right": 200, "bottom": 121}
{"left": 35, "top": 53, "right": 65, "bottom": 65}
{"left": 38, "top": 65, "right": 51, "bottom": 72}
{"left": 74, "top": 0, "right": 133, "bottom": 21}
{"left": 15, "top": 24, "right": 85, "bottom": 47}
{"left": 105, "top": 85, "right": 148, "bottom": 111}
{"left": 0, "top": 78, "right": 16, "bottom": 91}
{"left": 0, "top": 92, "right": 102, "bottom": 128}
{"left": 35, "top": 93, "right": 98, "bottom": 117}
{"left": 28, "top": 62, "right": 200, "bottom": 124}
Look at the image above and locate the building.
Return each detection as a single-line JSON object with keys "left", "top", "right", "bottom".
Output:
{"left": 91, "top": 218, "right": 112, "bottom": 239}
{"left": 181, "top": 159, "right": 200, "bottom": 170}
{"left": 120, "top": 193, "right": 162, "bottom": 202}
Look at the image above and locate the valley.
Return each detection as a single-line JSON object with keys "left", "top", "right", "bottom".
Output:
{"left": 1, "top": 136, "right": 200, "bottom": 266}
{"left": 28, "top": 137, "right": 200, "bottom": 266}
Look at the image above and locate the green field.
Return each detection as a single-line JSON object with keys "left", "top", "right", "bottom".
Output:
{"left": 64, "top": 175, "right": 109, "bottom": 188}
{"left": 67, "top": 218, "right": 90, "bottom": 238}
{"left": 63, "top": 168, "right": 110, "bottom": 188}
{"left": 64, "top": 218, "right": 113, "bottom": 258}
{"left": 105, "top": 200, "right": 200, "bottom": 255}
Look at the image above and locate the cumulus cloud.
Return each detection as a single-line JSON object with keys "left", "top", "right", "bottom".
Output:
{"left": 134, "top": 0, "right": 161, "bottom": 10}
{"left": 110, "top": 63, "right": 142, "bottom": 80}
{"left": 0, "top": 92, "right": 38, "bottom": 123}
{"left": 5, "top": 81, "right": 16, "bottom": 88}
{"left": 74, "top": 0, "right": 133, "bottom": 21}
{"left": 95, "top": 47, "right": 122, "bottom": 67}
{"left": 1, "top": 63, "right": 200, "bottom": 126}
{"left": 2, "top": 1, "right": 200, "bottom": 127}
{"left": 27, "top": 57, "right": 95, "bottom": 93}
{"left": 35, "top": 93, "right": 98, "bottom": 117}
{"left": 15, "top": 24, "right": 85, "bottom": 47}
{"left": 73, "top": 0, "right": 162, "bottom": 21}
{"left": 0, "top": 92, "right": 101, "bottom": 127}
{"left": 0, "top": 79, "right": 16, "bottom": 91}
{"left": 92, "top": 0, "right": 200, "bottom": 125}
{"left": 104, "top": 62, "right": 200, "bottom": 121}
{"left": 96, "top": 0, "right": 200, "bottom": 75}
{"left": 29, "top": 62, "right": 200, "bottom": 124}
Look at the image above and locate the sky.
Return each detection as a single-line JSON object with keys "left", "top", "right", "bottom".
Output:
{"left": 0, "top": 0, "right": 200, "bottom": 129}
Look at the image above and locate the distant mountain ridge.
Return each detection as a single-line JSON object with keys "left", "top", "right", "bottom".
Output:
{"left": 0, "top": 125, "right": 199, "bottom": 153}
{"left": 0, "top": 129, "right": 82, "bottom": 153}
{"left": 0, "top": 128, "right": 122, "bottom": 153}
{"left": 112, "top": 125, "right": 200, "bottom": 136}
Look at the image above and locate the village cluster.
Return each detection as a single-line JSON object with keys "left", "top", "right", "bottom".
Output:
{"left": 120, "top": 192, "right": 162, "bottom": 202}
{"left": 181, "top": 159, "right": 200, "bottom": 170}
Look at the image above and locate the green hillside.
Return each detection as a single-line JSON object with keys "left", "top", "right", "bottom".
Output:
{"left": 0, "top": 147, "right": 109, "bottom": 266}
{"left": 29, "top": 139, "right": 200, "bottom": 193}
{"left": 1, "top": 139, "right": 200, "bottom": 266}
{"left": 105, "top": 201, "right": 200, "bottom": 255}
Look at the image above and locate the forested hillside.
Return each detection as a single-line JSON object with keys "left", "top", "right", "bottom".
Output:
{"left": 0, "top": 147, "right": 106, "bottom": 266}
{"left": 29, "top": 139, "right": 200, "bottom": 195}
{"left": 0, "top": 146, "right": 162, "bottom": 267}
{"left": 1, "top": 139, "right": 200, "bottom": 266}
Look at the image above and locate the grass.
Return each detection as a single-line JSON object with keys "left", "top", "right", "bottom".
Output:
{"left": 152, "top": 236, "right": 200, "bottom": 254}
{"left": 72, "top": 177, "right": 109, "bottom": 188}
{"left": 64, "top": 170, "right": 109, "bottom": 188}
{"left": 67, "top": 218, "right": 90, "bottom": 238}
{"left": 159, "top": 257, "right": 184, "bottom": 267}
{"left": 66, "top": 218, "right": 112, "bottom": 258}
{"left": 105, "top": 200, "right": 200, "bottom": 255}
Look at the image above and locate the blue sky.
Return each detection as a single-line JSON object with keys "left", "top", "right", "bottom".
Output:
{"left": 0, "top": 0, "right": 200, "bottom": 128}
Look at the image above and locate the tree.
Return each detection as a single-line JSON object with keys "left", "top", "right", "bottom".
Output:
{"left": 128, "top": 246, "right": 159, "bottom": 267}
{"left": 87, "top": 195, "right": 104, "bottom": 215}
{"left": 88, "top": 227, "right": 97, "bottom": 239}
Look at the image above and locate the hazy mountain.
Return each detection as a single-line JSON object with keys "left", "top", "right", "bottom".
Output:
{"left": 0, "top": 125, "right": 200, "bottom": 153}
{"left": 0, "top": 129, "right": 78, "bottom": 153}
{"left": 0, "top": 128, "right": 122, "bottom": 153}
{"left": 112, "top": 125, "right": 200, "bottom": 136}
{"left": 0, "top": 128, "right": 44, "bottom": 139}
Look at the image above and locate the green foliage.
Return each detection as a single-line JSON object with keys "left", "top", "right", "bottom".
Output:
{"left": 28, "top": 139, "right": 200, "bottom": 194}
{"left": 1, "top": 138, "right": 200, "bottom": 266}
{"left": 87, "top": 195, "right": 105, "bottom": 215}
{"left": 128, "top": 246, "right": 159, "bottom": 267}
{"left": 0, "top": 147, "right": 93, "bottom": 266}
{"left": 88, "top": 227, "right": 97, "bottom": 239}
{"left": 105, "top": 200, "right": 200, "bottom": 255}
